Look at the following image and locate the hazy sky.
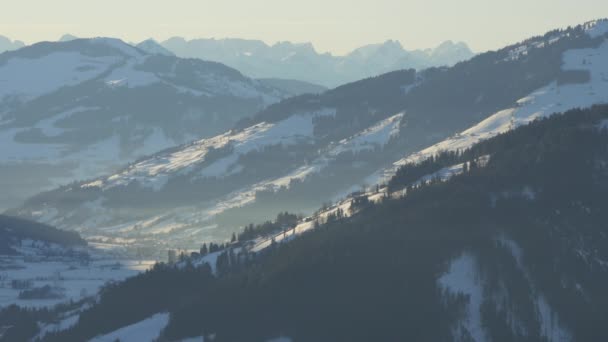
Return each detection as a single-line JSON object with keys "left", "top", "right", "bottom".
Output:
{"left": 2, "top": 0, "right": 607, "bottom": 54}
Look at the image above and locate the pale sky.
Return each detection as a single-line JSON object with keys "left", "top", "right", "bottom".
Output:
{"left": 1, "top": 0, "right": 607, "bottom": 54}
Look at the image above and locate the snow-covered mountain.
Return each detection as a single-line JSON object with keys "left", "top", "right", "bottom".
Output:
{"left": 161, "top": 37, "right": 475, "bottom": 87}
{"left": 30, "top": 103, "right": 608, "bottom": 342}
{"left": 0, "top": 35, "right": 25, "bottom": 53}
{"left": 0, "top": 38, "right": 289, "bottom": 210}
{"left": 58, "top": 34, "right": 78, "bottom": 42}
{"left": 10, "top": 19, "right": 608, "bottom": 249}
{"left": 136, "top": 39, "right": 175, "bottom": 56}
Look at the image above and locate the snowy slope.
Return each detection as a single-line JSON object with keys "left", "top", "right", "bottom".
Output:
{"left": 89, "top": 112, "right": 321, "bottom": 192}
{"left": 89, "top": 313, "right": 169, "bottom": 342}
{"left": 136, "top": 39, "right": 175, "bottom": 56}
{"left": 368, "top": 27, "right": 608, "bottom": 187}
{"left": 0, "top": 240, "right": 155, "bottom": 310}
{"left": 17, "top": 108, "right": 402, "bottom": 246}
{"left": 0, "top": 38, "right": 286, "bottom": 210}
{"left": 438, "top": 254, "right": 486, "bottom": 342}
{"left": 0, "top": 50, "right": 117, "bottom": 100}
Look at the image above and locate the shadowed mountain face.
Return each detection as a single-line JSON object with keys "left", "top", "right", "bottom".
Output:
{"left": 161, "top": 37, "right": 475, "bottom": 87}
{"left": 0, "top": 38, "right": 290, "bottom": 210}
{"left": 11, "top": 20, "right": 608, "bottom": 250}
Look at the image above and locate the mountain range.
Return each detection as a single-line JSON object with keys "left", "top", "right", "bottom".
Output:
{"left": 2, "top": 18, "right": 608, "bottom": 342}
{"left": 3, "top": 34, "right": 473, "bottom": 88}
{"left": 34, "top": 103, "right": 608, "bottom": 342}
{"left": 11, "top": 20, "right": 608, "bottom": 253}
{"left": 0, "top": 35, "right": 25, "bottom": 53}
{"left": 162, "top": 37, "right": 475, "bottom": 87}
{"left": 0, "top": 37, "right": 292, "bottom": 211}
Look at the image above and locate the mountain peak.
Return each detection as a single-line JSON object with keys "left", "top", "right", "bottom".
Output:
{"left": 381, "top": 39, "right": 404, "bottom": 49}
{"left": 430, "top": 40, "right": 474, "bottom": 61}
{"left": 59, "top": 33, "right": 79, "bottom": 42}
{"left": 136, "top": 38, "right": 175, "bottom": 56}
{"left": 87, "top": 37, "right": 144, "bottom": 57}
{"left": 0, "top": 35, "right": 25, "bottom": 53}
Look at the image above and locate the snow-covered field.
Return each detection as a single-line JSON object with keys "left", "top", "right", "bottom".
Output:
{"left": 0, "top": 245, "right": 154, "bottom": 309}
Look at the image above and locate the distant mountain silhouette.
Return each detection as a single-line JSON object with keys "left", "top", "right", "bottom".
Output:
{"left": 58, "top": 33, "right": 79, "bottom": 42}
{"left": 161, "top": 37, "right": 475, "bottom": 87}
{"left": 0, "top": 35, "right": 25, "bottom": 53}
{"left": 136, "top": 38, "right": 175, "bottom": 56}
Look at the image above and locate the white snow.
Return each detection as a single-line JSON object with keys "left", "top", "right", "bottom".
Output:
{"left": 250, "top": 221, "right": 315, "bottom": 253}
{"left": 98, "top": 113, "right": 317, "bottom": 190}
{"left": 0, "top": 37, "right": 285, "bottom": 211}
{"left": 498, "top": 237, "right": 571, "bottom": 341}
{"left": 330, "top": 113, "right": 403, "bottom": 155}
{"left": 369, "top": 38, "right": 608, "bottom": 186}
{"left": 0, "top": 52, "right": 117, "bottom": 101}
{"left": 417, "top": 163, "right": 465, "bottom": 185}
{"left": 104, "top": 59, "right": 160, "bottom": 88}
{"left": 0, "top": 247, "right": 155, "bottom": 309}
{"left": 88, "top": 312, "right": 169, "bottom": 342}
{"left": 36, "top": 313, "right": 80, "bottom": 339}
{"left": 438, "top": 253, "right": 486, "bottom": 342}
{"left": 585, "top": 19, "right": 608, "bottom": 38}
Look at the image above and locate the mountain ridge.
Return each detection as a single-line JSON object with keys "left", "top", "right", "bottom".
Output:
{"left": 11, "top": 19, "right": 608, "bottom": 251}
{"left": 0, "top": 37, "right": 288, "bottom": 211}
{"left": 32, "top": 103, "right": 608, "bottom": 342}
{"left": 160, "top": 37, "right": 475, "bottom": 87}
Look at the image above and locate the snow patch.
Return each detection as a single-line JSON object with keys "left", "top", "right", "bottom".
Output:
{"left": 89, "top": 312, "right": 169, "bottom": 342}
{"left": 585, "top": 19, "right": 608, "bottom": 38}
{"left": 0, "top": 52, "right": 116, "bottom": 101}
{"left": 498, "top": 237, "right": 571, "bottom": 341}
{"left": 438, "top": 253, "right": 486, "bottom": 342}
{"left": 100, "top": 114, "right": 316, "bottom": 190}
{"left": 330, "top": 113, "right": 403, "bottom": 155}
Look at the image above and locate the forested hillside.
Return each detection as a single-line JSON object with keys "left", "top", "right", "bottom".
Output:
{"left": 24, "top": 105, "right": 608, "bottom": 342}
{"left": 13, "top": 20, "right": 608, "bottom": 250}
{"left": 0, "top": 215, "right": 85, "bottom": 255}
